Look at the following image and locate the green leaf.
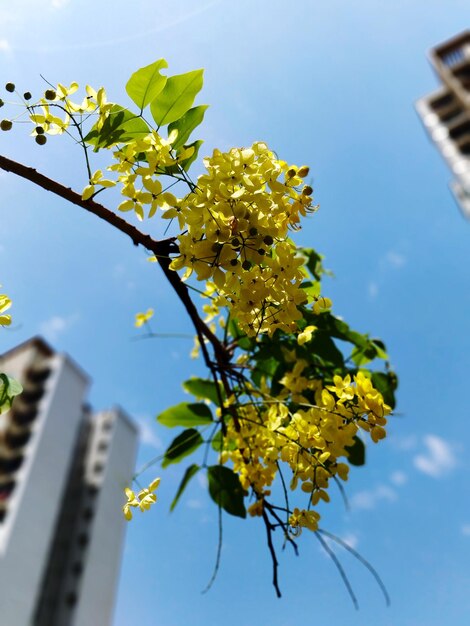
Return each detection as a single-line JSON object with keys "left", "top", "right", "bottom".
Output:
{"left": 371, "top": 339, "right": 389, "bottom": 361}
{"left": 371, "top": 371, "right": 398, "bottom": 409}
{"left": 178, "top": 139, "right": 203, "bottom": 172}
{"left": 182, "top": 377, "right": 224, "bottom": 405}
{"left": 168, "top": 105, "right": 208, "bottom": 149}
{"left": 126, "top": 59, "right": 168, "bottom": 112}
{"left": 301, "top": 280, "right": 321, "bottom": 302}
{"left": 0, "top": 373, "right": 23, "bottom": 414}
{"left": 345, "top": 436, "right": 365, "bottom": 466}
{"left": 84, "top": 105, "right": 150, "bottom": 149}
{"left": 157, "top": 402, "right": 213, "bottom": 428}
{"left": 227, "top": 318, "right": 255, "bottom": 351}
{"left": 307, "top": 331, "right": 344, "bottom": 367}
{"left": 170, "top": 464, "right": 200, "bottom": 512}
{"left": 160, "top": 139, "right": 203, "bottom": 175}
{"left": 211, "top": 430, "right": 237, "bottom": 453}
{"left": 162, "top": 428, "right": 203, "bottom": 468}
{"left": 207, "top": 465, "right": 246, "bottom": 518}
{"left": 150, "top": 69, "right": 204, "bottom": 127}
{"left": 301, "top": 247, "right": 326, "bottom": 280}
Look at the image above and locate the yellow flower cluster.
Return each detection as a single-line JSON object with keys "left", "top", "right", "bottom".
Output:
{"left": 110, "top": 131, "right": 189, "bottom": 221}
{"left": 220, "top": 368, "right": 390, "bottom": 533}
{"left": 122, "top": 477, "right": 161, "bottom": 521}
{"left": 29, "top": 83, "right": 108, "bottom": 136}
{"left": 168, "top": 142, "right": 317, "bottom": 336}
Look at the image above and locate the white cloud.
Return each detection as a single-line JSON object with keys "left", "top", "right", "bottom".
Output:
{"left": 385, "top": 251, "right": 406, "bottom": 269}
{"left": 413, "top": 435, "right": 456, "bottom": 478}
{"left": 51, "top": 0, "right": 70, "bottom": 8}
{"left": 350, "top": 484, "right": 397, "bottom": 511}
{"left": 39, "top": 313, "right": 78, "bottom": 342}
{"left": 137, "top": 416, "right": 162, "bottom": 450}
{"left": 390, "top": 434, "right": 418, "bottom": 451}
{"left": 340, "top": 532, "right": 359, "bottom": 550}
{"left": 186, "top": 498, "right": 203, "bottom": 509}
{"left": 0, "top": 39, "right": 11, "bottom": 53}
{"left": 390, "top": 471, "right": 408, "bottom": 486}
{"left": 368, "top": 281, "right": 379, "bottom": 300}
{"left": 461, "top": 524, "right": 470, "bottom": 537}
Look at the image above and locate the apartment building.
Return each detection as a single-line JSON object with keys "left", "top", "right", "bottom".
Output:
{"left": 416, "top": 30, "right": 470, "bottom": 218}
{"left": 0, "top": 337, "right": 138, "bottom": 625}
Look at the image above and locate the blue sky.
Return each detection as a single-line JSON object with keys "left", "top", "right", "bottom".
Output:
{"left": 1, "top": 2, "right": 470, "bottom": 624}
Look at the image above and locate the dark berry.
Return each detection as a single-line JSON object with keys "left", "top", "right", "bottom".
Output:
{"left": 257, "top": 248, "right": 266, "bottom": 256}
{"left": 230, "top": 258, "right": 238, "bottom": 266}
{"left": 242, "top": 260, "right": 251, "bottom": 271}
{"left": 44, "top": 89, "right": 56, "bottom": 100}
{"left": 263, "top": 235, "right": 274, "bottom": 246}
{"left": 5, "top": 83, "right": 15, "bottom": 93}
{"left": 23, "top": 92, "right": 32, "bottom": 101}
{"left": 35, "top": 126, "right": 45, "bottom": 135}
{"left": 249, "top": 227, "right": 258, "bottom": 236}
{"left": 0, "top": 119, "right": 12, "bottom": 131}
{"left": 35, "top": 135, "right": 47, "bottom": 145}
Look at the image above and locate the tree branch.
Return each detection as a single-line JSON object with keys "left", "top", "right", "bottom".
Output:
{"left": 0, "top": 153, "right": 233, "bottom": 405}
{"left": 0, "top": 154, "right": 167, "bottom": 253}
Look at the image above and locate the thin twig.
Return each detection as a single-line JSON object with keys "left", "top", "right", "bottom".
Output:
{"left": 262, "top": 507, "right": 282, "bottom": 598}
{"left": 315, "top": 532, "right": 359, "bottom": 610}
{"left": 317, "top": 529, "right": 390, "bottom": 606}
{"left": 202, "top": 504, "right": 223, "bottom": 594}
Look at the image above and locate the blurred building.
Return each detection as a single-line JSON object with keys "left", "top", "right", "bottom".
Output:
{"left": 0, "top": 337, "right": 138, "bottom": 626}
{"left": 416, "top": 30, "right": 470, "bottom": 219}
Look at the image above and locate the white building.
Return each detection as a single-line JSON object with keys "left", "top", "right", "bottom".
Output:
{"left": 416, "top": 30, "right": 470, "bottom": 219}
{"left": 0, "top": 337, "right": 138, "bottom": 626}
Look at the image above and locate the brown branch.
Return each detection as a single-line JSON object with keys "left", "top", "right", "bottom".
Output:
{"left": 0, "top": 154, "right": 234, "bottom": 411}
{"left": 262, "top": 507, "right": 282, "bottom": 598}
{"left": 0, "top": 154, "right": 167, "bottom": 253}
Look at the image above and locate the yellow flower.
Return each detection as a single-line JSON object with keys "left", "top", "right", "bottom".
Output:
{"left": 313, "top": 296, "right": 332, "bottom": 314}
{"left": 0, "top": 293, "right": 12, "bottom": 326}
{"left": 82, "top": 170, "right": 116, "bottom": 201}
{"left": 297, "top": 325, "right": 317, "bottom": 345}
{"left": 122, "top": 477, "right": 160, "bottom": 520}
{"left": 135, "top": 308, "right": 154, "bottom": 328}
{"left": 122, "top": 487, "right": 139, "bottom": 521}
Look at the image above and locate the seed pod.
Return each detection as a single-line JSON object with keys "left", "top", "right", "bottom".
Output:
{"left": 0, "top": 119, "right": 13, "bottom": 131}
{"left": 297, "top": 166, "right": 310, "bottom": 177}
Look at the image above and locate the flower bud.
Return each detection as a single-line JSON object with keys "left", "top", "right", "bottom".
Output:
{"left": 297, "top": 166, "right": 309, "bottom": 177}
